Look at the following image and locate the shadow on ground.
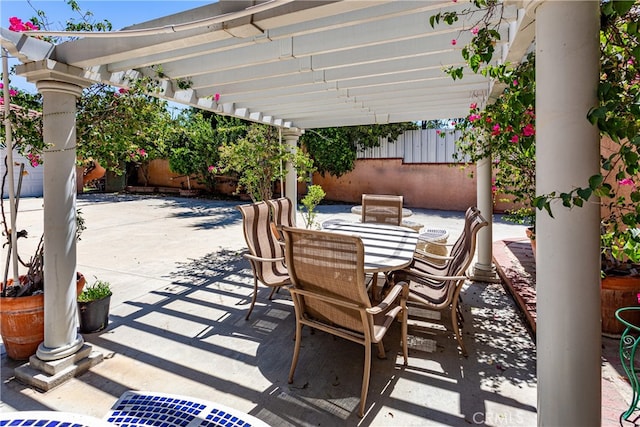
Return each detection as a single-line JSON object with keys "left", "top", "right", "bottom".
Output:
{"left": 2, "top": 198, "right": 538, "bottom": 426}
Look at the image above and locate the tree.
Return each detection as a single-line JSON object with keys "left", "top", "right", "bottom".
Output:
{"left": 218, "top": 123, "right": 315, "bottom": 202}
{"left": 431, "top": 0, "right": 640, "bottom": 273}
{"left": 452, "top": 54, "right": 536, "bottom": 227}
{"left": 301, "top": 123, "right": 417, "bottom": 177}
{"left": 76, "top": 78, "right": 174, "bottom": 177}
{"left": 168, "top": 112, "right": 246, "bottom": 192}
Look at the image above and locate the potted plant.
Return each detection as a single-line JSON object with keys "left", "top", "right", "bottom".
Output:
{"left": 77, "top": 279, "right": 112, "bottom": 334}
{"left": 300, "top": 184, "right": 326, "bottom": 229}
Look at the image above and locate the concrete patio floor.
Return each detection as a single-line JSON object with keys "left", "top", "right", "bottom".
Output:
{"left": 0, "top": 193, "right": 569, "bottom": 425}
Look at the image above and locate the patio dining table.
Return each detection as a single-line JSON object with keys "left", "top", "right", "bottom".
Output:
{"left": 322, "top": 221, "right": 418, "bottom": 300}
{"left": 322, "top": 221, "right": 418, "bottom": 273}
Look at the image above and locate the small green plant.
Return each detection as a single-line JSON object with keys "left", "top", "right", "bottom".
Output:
{"left": 300, "top": 185, "right": 326, "bottom": 229}
{"left": 77, "top": 279, "right": 112, "bottom": 302}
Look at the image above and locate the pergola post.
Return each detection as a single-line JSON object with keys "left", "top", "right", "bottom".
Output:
{"left": 471, "top": 153, "right": 498, "bottom": 282}
{"left": 35, "top": 80, "right": 85, "bottom": 361}
{"left": 533, "top": 1, "right": 601, "bottom": 425}
{"left": 282, "top": 127, "right": 302, "bottom": 222}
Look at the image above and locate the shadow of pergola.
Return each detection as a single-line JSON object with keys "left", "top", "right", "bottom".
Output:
{"left": 2, "top": 229, "right": 537, "bottom": 426}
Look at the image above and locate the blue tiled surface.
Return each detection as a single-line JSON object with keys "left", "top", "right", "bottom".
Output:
{"left": 0, "top": 420, "right": 85, "bottom": 427}
{"left": 105, "top": 392, "right": 269, "bottom": 427}
{"left": 0, "top": 411, "right": 115, "bottom": 427}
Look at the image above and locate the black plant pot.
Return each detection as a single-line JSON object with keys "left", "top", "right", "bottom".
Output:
{"left": 78, "top": 295, "right": 111, "bottom": 333}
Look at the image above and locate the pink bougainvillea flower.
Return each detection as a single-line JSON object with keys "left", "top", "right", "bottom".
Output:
{"left": 118, "top": 87, "right": 129, "bottom": 94}
{"left": 619, "top": 178, "right": 634, "bottom": 186}
{"left": 510, "top": 134, "right": 520, "bottom": 143}
{"left": 471, "top": 26, "right": 479, "bottom": 35}
{"left": 9, "top": 17, "right": 24, "bottom": 31}
{"left": 436, "top": 130, "right": 441, "bottom": 135}
{"left": 525, "top": 108, "right": 535, "bottom": 117}
{"left": 137, "top": 148, "right": 147, "bottom": 157}
{"left": 24, "top": 22, "right": 39, "bottom": 31}
{"left": 513, "top": 79, "right": 518, "bottom": 86}
{"left": 0, "top": 83, "right": 3, "bottom": 89}
{"left": 468, "top": 114, "right": 480, "bottom": 122}
{"left": 470, "top": 102, "right": 477, "bottom": 109}
{"left": 26, "top": 153, "right": 41, "bottom": 167}
{"left": 9, "top": 17, "right": 39, "bottom": 32}
{"left": 491, "top": 124, "right": 501, "bottom": 136}
{"left": 450, "top": 121, "right": 456, "bottom": 126}
{"left": 451, "top": 39, "right": 457, "bottom": 46}
{"left": 214, "top": 93, "right": 220, "bottom": 102}
{"left": 485, "top": 117, "right": 492, "bottom": 123}
{"left": 522, "top": 123, "right": 535, "bottom": 137}
{"left": 9, "top": 89, "right": 18, "bottom": 97}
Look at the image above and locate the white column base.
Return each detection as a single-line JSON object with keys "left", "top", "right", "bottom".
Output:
{"left": 16, "top": 343, "right": 103, "bottom": 391}
{"left": 37, "top": 333, "right": 84, "bottom": 361}
{"left": 469, "top": 262, "right": 500, "bottom": 283}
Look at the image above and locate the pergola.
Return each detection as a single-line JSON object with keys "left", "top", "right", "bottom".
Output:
{"left": 1, "top": 1, "right": 601, "bottom": 425}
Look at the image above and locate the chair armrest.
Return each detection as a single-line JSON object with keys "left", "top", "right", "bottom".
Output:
{"left": 367, "top": 281, "right": 408, "bottom": 315}
{"left": 244, "top": 253, "right": 286, "bottom": 263}
{"left": 401, "top": 268, "right": 468, "bottom": 282}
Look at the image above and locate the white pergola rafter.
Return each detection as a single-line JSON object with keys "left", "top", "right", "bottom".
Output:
{"left": 2, "top": 0, "right": 520, "bottom": 128}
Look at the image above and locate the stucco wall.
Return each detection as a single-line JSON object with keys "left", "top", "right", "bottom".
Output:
{"left": 140, "top": 158, "right": 515, "bottom": 211}
{"left": 312, "top": 159, "right": 480, "bottom": 210}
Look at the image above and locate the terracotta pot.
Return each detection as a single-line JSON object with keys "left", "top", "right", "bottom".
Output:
{"left": 82, "top": 161, "right": 106, "bottom": 186}
{"left": 601, "top": 275, "right": 640, "bottom": 336}
{"left": 0, "top": 274, "right": 86, "bottom": 360}
{"left": 525, "top": 227, "right": 536, "bottom": 260}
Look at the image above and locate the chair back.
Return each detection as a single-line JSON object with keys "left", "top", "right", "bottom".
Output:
{"left": 268, "top": 197, "right": 295, "bottom": 228}
{"left": 281, "top": 226, "right": 371, "bottom": 332}
{"left": 361, "top": 194, "right": 403, "bottom": 226}
{"left": 444, "top": 207, "right": 488, "bottom": 277}
{"left": 237, "top": 201, "right": 285, "bottom": 273}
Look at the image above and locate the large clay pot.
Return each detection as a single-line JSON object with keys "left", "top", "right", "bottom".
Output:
{"left": 0, "top": 274, "right": 86, "bottom": 360}
{"left": 525, "top": 227, "right": 536, "bottom": 260}
{"left": 601, "top": 275, "right": 640, "bottom": 336}
{"left": 82, "top": 161, "right": 106, "bottom": 186}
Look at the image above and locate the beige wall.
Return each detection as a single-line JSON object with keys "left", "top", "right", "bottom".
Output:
{"left": 140, "top": 158, "right": 515, "bottom": 212}
{"left": 313, "top": 158, "right": 515, "bottom": 212}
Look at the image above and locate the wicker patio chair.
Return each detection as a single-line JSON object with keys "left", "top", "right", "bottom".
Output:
{"left": 281, "top": 226, "right": 409, "bottom": 417}
{"left": 361, "top": 194, "right": 403, "bottom": 226}
{"left": 237, "top": 201, "right": 291, "bottom": 320}
{"left": 390, "top": 208, "right": 488, "bottom": 356}
{"left": 267, "top": 197, "right": 295, "bottom": 242}
{"left": 413, "top": 206, "right": 482, "bottom": 274}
